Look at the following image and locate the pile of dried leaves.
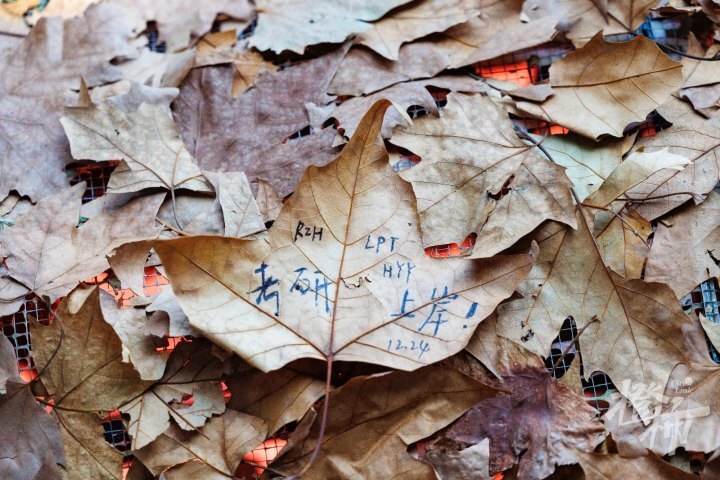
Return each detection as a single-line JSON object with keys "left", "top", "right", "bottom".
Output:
{"left": 2, "top": 0, "right": 720, "bottom": 479}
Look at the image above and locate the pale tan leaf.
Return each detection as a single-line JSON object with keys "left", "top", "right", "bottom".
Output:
{"left": 355, "top": 0, "right": 482, "bottom": 61}
{"left": 54, "top": 411, "right": 123, "bottom": 480}
{"left": 0, "top": 277, "right": 27, "bottom": 316}
{"left": 517, "top": 33, "right": 683, "bottom": 139}
{"left": 249, "top": 0, "right": 413, "bottom": 54}
{"left": 0, "top": 334, "right": 64, "bottom": 478}
{"left": 592, "top": 206, "right": 652, "bottom": 279}
{"left": 522, "top": 0, "right": 653, "bottom": 46}
{"left": 465, "top": 311, "right": 546, "bottom": 379}
{"left": 426, "top": 438, "right": 491, "bottom": 480}
{"left": 89, "top": 81, "right": 180, "bottom": 113}
{"left": 645, "top": 191, "right": 720, "bottom": 298}
{"left": 31, "top": 286, "right": 152, "bottom": 411}
{"left": 329, "top": 2, "right": 559, "bottom": 96}
{"left": 0, "top": 184, "right": 164, "bottom": 301}
{"left": 154, "top": 100, "right": 534, "bottom": 372}
{"left": 61, "top": 103, "right": 212, "bottom": 195}
{"left": 425, "top": 367, "right": 603, "bottom": 480}
{"left": 391, "top": 92, "right": 576, "bottom": 254}
{"left": 195, "top": 30, "right": 278, "bottom": 97}
{"left": 99, "top": 291, "right": 168, "bottom": 380}
{"left": 30, "top": 287, "right": 151, "bottom": 479}
{"left": 120, "top": 340, "right": 230, "bottom": 450}
{"left": 0, "top": 2, "right": 144, "bottom": 202}
{"left": 531, "top": 133, "right": 634, "bottom": 201}
{"left": 134, "top": 409, "right": 267, "bottom": 477}
{"left": 147, "top": 286, "right": 197, "bottom": 337}
{"left": 217, "top": 172, "right": 266, "bottom": 238}
{"left": 574, "top": 451, "right": 699, "bottom": 480}
{"left": 328, "top": 75, "right": 490, "bottom": 140}
{"left": 624, "top": 99, "right": 720, "bottom": 220}
{"left": 255, "top": 179, "right": 283, "bottom": 224}
{"left": 701, "top": 314, "right": 720, "bottom": 353}
{"left": 273, "top": 367, "right": 496, "bottom": 478}
{"left": 226, "top": 368, "right": 326, "bottom": 433}
{"left": 117, "top": 49, "right": 196, "bottom": 88}
{"left": 682, "top": 34, "right": 720, "bottom": 89}
{"left": 107, "top": 242, "right": 153, "bottom": 298}
{"left": 584, "top": 148, "right": 692, "bottom": 209}
{"left": 496, "top": 214, "right": 700, "bottom": 421}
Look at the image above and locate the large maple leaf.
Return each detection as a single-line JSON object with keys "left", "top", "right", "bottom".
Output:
{"left": 153, "top": 100, "right": 534, "bottom": 372}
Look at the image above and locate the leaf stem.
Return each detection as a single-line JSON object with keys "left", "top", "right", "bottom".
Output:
{"left": 582, "top": 204, "right": 651, "bottom": 249}
{"left": 155, "top": 216, "right": 194, "bottom": 236}
{"left": 294, "top": 354, "right": 333, "bottom": 478}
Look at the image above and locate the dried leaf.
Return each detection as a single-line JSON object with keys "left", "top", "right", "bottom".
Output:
{"left": 441, "top": 367, "right": 604, "bottom": 480}
{"left": 173, "top": 46, "right": 348, "bottom": 197}
{"left": 99, "top": 291, "right": 168, "bottom": 380}
{"left": 147, "top": 286, "right": 197, "bottom": 337}
{"left": 329, "top": 3, "right": 559, "bottom": 96}
{"left": 465, "top": 311, "right": 546, "bottom": 379}
{"left": 31, "top": 287, "right": 151, "bottom": 478}
{"left": 61, "top": 102, "right": 213, "bottom": 195}
{"left": 583, "top": 148, "right": 692, "bottom": 209}
{"left": 531, "top": 133, "right": 634, "bottom": 201}
{"left": 426, "top": 438, "right": 492, "bottom": 480}
{"left": 355, "top": 0, "right": 483, "bottom": 61}
{"left": 134, "top": 409, "right": 267, "bottom": 479}
{"left": 0, "top": 184, "right": 164, "bottom": 301}
{"left": 574, "top": 450, "right": 700, "bottom": 479}
{"left": 216, "top": 172, "right": 266, "bottom": 238}
{"left": 249, "top": 0, "right": 413, "bottom": 54}
{"left": 0, "top": 2, "right": 144, "bottom": 202}
{"left": 0, "top": 335, "right": 65, "bottom": 480}
{"left": 682, "top": 35, "right": 720, "bottom": 89}
{"left": 603, "top": 359, "right": 720, "bottom": 456}
{"left": 121, "top": 340, "right": 229, "bottom": 449}
{"left": 123, "top": 0, "right": 253, "bottom": 52}
{"left": 625, "top": 100, "right": 720, "bottom": 220}
{"left": 117, "top": 49, "right": 196, "bottom": 88}
{"left": 226, "top": 368, "right": 326, "bottom": 433}
{"left": 700, "top": 314, "right": 720, "bottom": 353}
{"left": 517, "top": 33, "right": 683, "bottom": 139}
{"left": 255, "top": 179, "right": 284, "bottom": 224}
{"left": 327, "top": 75, "right": 489, "bottom": 140}
{"left": 645, "top": 191, "right": 720, "bottom": 298}
{"left": 90, "top": 81, "right": 180, "bottom": 113}
{"left": 592, "top": 206, "right": 652, "bottom": 279}
{"left": 273, "top": 367, "right": 496, "bottom": 478}
{"left": 154, "top": 100, "right": 533, "bottom": 372}
{"left": 496, "top": 214, "right": 700, "bottom": 421}
{"left": 523, "top": 0, "right": 654, "bottom": 46}
{"left": 195, "top": 30, "right": 278, "bottom": 97}
{"left": 391, "top": 92, "right": 576, "bottom": 254}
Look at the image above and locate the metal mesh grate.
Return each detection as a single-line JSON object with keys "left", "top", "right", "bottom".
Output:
{"left": 237, "top": 425, "right": 294, "bottom": 479}
{"left": 683, "top": 279, "right": 720, "bottom": 363}
{"left": 543, "top": 317, "right": 618, "bottom": 413}
{"left": 1, "top": 295, "right": 53, "bottom": 379}
{"left": 67, "top": 161, "right": 118, "bottom": 204}
{"left": 545, "top": 317, "right": 578, "bottom": 378}
{"left": 471, "top": 43, "right": 573, "bottom": 87}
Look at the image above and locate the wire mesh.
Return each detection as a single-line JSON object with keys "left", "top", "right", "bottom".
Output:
{"left": 683, "top": 279, "right": 720, "bottom": 363}
{"left": 67, "top": 161, "right": 118, "bottom": 204}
